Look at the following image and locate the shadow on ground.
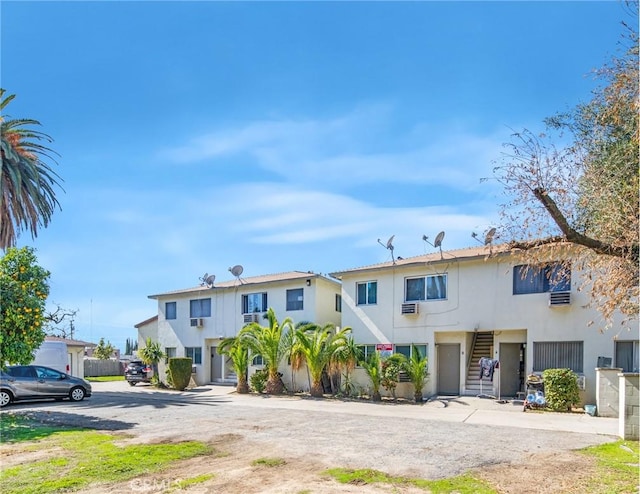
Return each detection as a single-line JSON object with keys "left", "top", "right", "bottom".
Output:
{"left": 3, "top": 388, "right": 230, "bottom": 414}
{"left": 2, "top": 409, "right": 134, "bottom": 435}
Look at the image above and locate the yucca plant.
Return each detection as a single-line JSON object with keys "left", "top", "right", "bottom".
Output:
{"left": 218, "top": 336, "right": 249, "bottom": 393}
{"left": 138, "top": 337, "right": 165, "bottom": 385}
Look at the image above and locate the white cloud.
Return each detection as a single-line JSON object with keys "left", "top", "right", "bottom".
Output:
{"left": 160, "top": 105, "right": 505, "bottom": 191}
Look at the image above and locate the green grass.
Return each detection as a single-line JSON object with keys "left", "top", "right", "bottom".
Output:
{"left": 325, "top": 439, "right": 640, "bottom": 494}
{"left": 251, "top": 457, "right": 287, "bottom": 467}
{"left": 579, "top": 440, "right": 639, "bottom": 493}
{"left": 166, "top": 473, "right": 215, "bottom": 492}
{"left": 0, "top": 422, "right": 211, "bottom": 494}
{"left": 324, "top": 468, "right": 495, "bottom": 493}
{"left": 1, "top": 414, "right": 83, "bottom": 443}
{"left": 85, "top": 375, "right": 125, "bottom": 382}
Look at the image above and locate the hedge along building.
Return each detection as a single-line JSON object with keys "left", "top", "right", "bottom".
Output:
{"left": 329, "top": 243, "right": 638, "bottom": 404}
{"left": 145, "top": 270, "right": 342, "bottom": 388}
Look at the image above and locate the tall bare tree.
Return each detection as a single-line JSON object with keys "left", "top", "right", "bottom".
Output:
{"left": 489, "top": 9, "right": 638, "bottom": 329}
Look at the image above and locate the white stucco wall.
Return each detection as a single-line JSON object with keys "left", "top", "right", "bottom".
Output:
{"left": 149, "top": 274, "right": 341, "bottom": 386}
{"left": 337, "top": 253, "right": 633, "bottom": 403}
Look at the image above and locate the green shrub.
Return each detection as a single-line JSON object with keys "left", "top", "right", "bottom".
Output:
{"left": 381, "top": 354, "right": 404, "bottom": 399}
{"left": 250, "top": 369, "right": 268, "bottom": 393}
{"left": 168, "top": 357, "right": 192, "bottom": 390}
{"left": 542, "top": 368, "right": 580, "bottom": 411}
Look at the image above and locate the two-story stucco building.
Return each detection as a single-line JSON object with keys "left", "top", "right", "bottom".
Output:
{"left": 330, "top": 244, "right": 638, "bottom": 404}
{"left": 144, "top": 271, "right": 342, "bottom": 387}
{"left": 137, "top": 245, "right": 637, "bottom": 403}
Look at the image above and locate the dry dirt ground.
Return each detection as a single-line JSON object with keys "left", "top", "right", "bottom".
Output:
{"left": 0, "top": 383, "right": 621, "bottom": 494}
{"left": 0, "top": 429, "right": 601, "bottom": 494}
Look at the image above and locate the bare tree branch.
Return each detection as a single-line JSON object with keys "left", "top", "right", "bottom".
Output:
{"left": 532, "top": 187, "right": 639, "bottom": 262}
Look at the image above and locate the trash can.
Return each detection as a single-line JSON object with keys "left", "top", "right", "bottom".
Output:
{"left": 584, "top": 404, "right": 597, "bottom": 416}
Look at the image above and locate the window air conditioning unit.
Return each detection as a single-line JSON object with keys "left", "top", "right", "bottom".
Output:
{"left": 190, "top": 318, "right": 204, "bottom": 328}
{"left": 243, "top": 313, "right": 260, "bottom": 324}
{"left": 576, "top": 375, "right": 586, "bottom": 390}
{"left": 549, "top": 291, "right": 571, "bottom": 307}
{"left": 401, "top": 303, "right": 419, "bottom": 315}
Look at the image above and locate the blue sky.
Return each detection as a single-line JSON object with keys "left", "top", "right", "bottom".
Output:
{"left": 1, "top": 1, "right": 627, "bottom": 352}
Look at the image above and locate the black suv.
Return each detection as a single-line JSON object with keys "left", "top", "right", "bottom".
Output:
{"left": 124, "top": 360, "right": 152, "bottom": 386}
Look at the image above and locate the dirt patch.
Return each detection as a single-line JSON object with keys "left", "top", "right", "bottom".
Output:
{"left": 474, "top": 451, "right": 598, "bottom": 494}
{"left": 12, "top": 432, "right": 601, "bottom": 494}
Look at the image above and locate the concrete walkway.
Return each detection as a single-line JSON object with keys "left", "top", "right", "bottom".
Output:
{"left": 182, "top": 384, "right": 619, "bottom": 437}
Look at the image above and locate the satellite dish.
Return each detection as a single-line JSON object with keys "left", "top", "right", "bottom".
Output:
{"left": 229, "top": 265, "right": 244, "bottom": 278}
{"left": 377, "top": 235, "right": 396, "bottom": 264}
{"left": 204, "top": 274, "right": 216, "bottom": 288}
{"left": 199, "top": 272, "right": 209, "bottom": 285}
{"left": 434, "top": 231, "right": 445, "bottom": 248}
{"left": 386, "top": 235, "right": 395, "bottom": 249}
{"left": 484, "top": 227, "right": 497, "bottom": 245}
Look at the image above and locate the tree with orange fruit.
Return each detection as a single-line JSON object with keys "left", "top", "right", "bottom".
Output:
{"left": 0, "top": 246, "right": 50, "bottom": 367}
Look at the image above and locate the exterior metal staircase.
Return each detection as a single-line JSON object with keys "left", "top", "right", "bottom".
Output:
{"left": 465, "top": 331, "right": 494, "bottom": 395}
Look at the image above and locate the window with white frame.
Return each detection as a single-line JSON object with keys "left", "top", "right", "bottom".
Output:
{"left": 356, "top": 281, "right": 377, "bottom": 305}
{"left": 615, "top": 340, "right": 639, "bottom": 373}
{"left": 513, "top": 263, "right": 571, "bottom": 295}
{"left": 405, "top": 275, "right": 447, "bottom": 301}
{"left": 165, "top": 302, "right": 177, "bottom": 320}
{"left": 252, "top": 354, "right": 264, "bottom": 366}
{"left": 185, "top": 347, "right": 202, "bottom": 365}
{"left": 164, "top": 347, "right": 176, "bottom": 364}
{"left": 242, "top": 292, "right": 267, "bottom": 314}
{"left": 533, "top": 341, "right": 583, "bottom": 373}
{"left": 335, "top": 294, "right": 342, "bottom": 312}
{"left": 286, "top": 288, "right": 304, "bottom": 311}
{"left": 189, "top": 298, "right": 211, "bottom": 318}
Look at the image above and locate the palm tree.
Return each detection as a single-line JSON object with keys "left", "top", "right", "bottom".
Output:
{"left": 360, "top": 350, "right": 382, "bottom": 402}
{"left": 138, "top": 337, "right": 165, "bottom": 385}
{"left": 293, "top": 323, "right": 351, "bottom": 398}
{"left": 403, "top": 345, "right": 429, "bottom": 403}
{"left": 218, "top": 336, "right": 250, "bottom": 393}
{"left": 1, "top": 89, "right": 63, "bottom": 249}
{"left": 332, "top": 334, "right": 359, "bottom": 396}
{"left": 288, "top": 322, "right": 308, "bottom": 393}
{"left": 237, "top": 308, "right": 294, "bottom": 394}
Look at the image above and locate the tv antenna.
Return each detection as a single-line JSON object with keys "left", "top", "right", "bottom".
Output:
{"left": 229, "top": 264, "right": 244, "bottom": 284}
{"left": 423, "top": 231, "right": 445, "bottom": 259}
{"left": 377, "top": 235, "right": 396, "bottom": 264}
{"left": 200, "top": 273, "right": 216, "bottom": 288}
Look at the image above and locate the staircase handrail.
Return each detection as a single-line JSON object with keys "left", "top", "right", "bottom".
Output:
{"left": 467, "top": 331, "right": 478, "bottom": 372}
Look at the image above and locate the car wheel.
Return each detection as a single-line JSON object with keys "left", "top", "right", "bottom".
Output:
{"left": 69, "top": 387, "right": 86, "bottom": 402}
{"left": 0, "top": 390, "right": 12, "bottom": 407}
{"left": 128, "top": 381, "right": 137, "bottom": 386}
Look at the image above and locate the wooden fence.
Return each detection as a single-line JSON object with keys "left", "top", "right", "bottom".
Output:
{"left": 84, "top": 358, "right": 124, "bottom": 377}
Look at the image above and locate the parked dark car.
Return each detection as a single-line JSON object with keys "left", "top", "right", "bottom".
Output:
{"left": 124, "top": 360, "right": 153, "bottom": 386}
{"left": 0, "top": 365, "right": 92, "bottom": 407}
